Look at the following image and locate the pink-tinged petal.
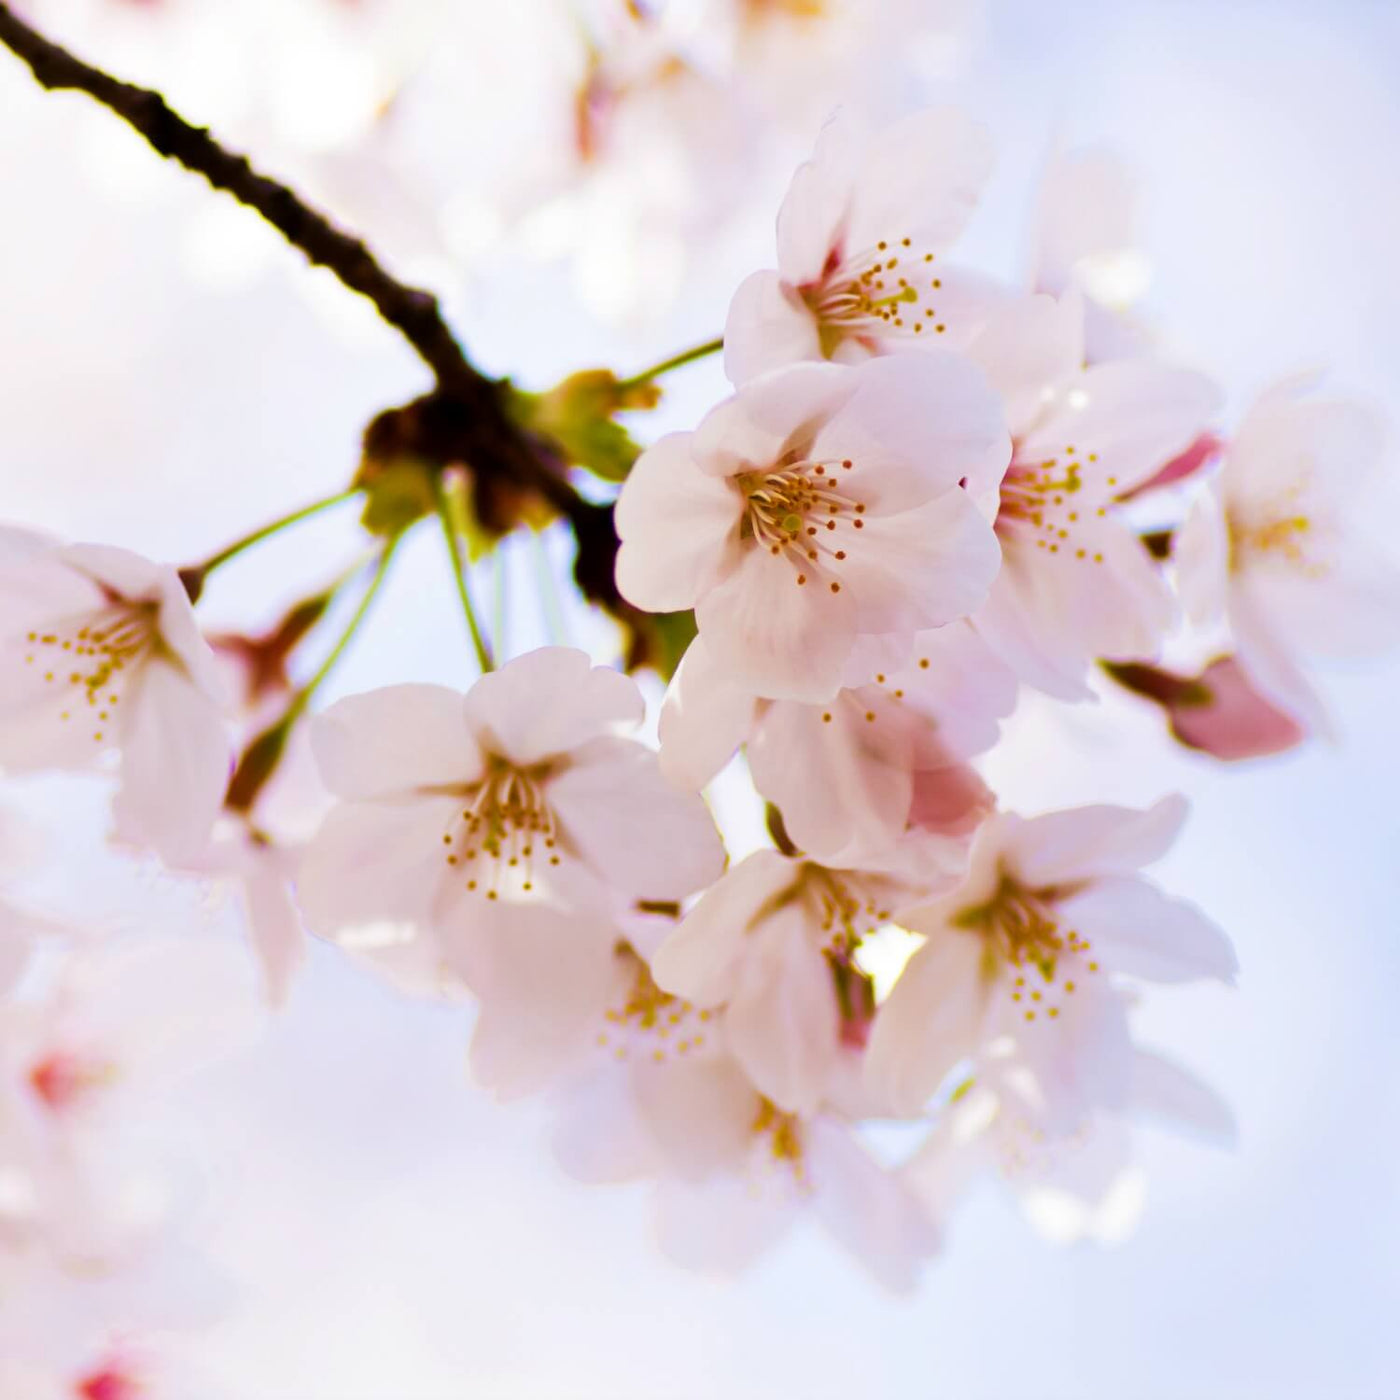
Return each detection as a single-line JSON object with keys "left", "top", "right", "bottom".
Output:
{"left": 614, "top": 433, "right": 742, "bottom": 612}
{"left": 1227, "top": 585, "right": 1332, "bottom": 736}
{"left": 970, "top": 292, "right": 1086, "bottom": 441}
{"left": 0, "top": 523, "right": 56, "bottom": 563}
{"left": 864, "top": 931, "right": 985, "bottom": 1115}
{"left": 695, "top": 542, "right": 856, "bottom": 703}
{"left": 1019, "top": 362, "right": 1222, "bottom": 499}
{"left": 296, "top": 794, "right": 464, "bottom": 940}
{"left": 723, "top": 270, "right": 823, "bottom": 385}
{"left": 1121, "top": 430, "right": 1224, "bottom": 499}
{"left": 1057, "top": 875, "right": 1237, "bottom": 985}
{"left": 1130, "top": 1049, "right": 1237, "bottom": 1146}
{"left": 552, "top": 1066, "right": 664, "bottom": 1185}
{"left": 464, "top": 648, "right": 644, "bottom": 765}
{"left": 634, "top": 1055, "right": 759, "bottom": 1181}
{"left": 151, "top": 568, "right": 228, "bottom": 702}
{"left": 999, "top": 977, "right": 1135, "bottom": 1135}
{"left": 692, "top": 361, "right": 853, "bottom": 477}
{"left": 58, "top": 542, "right": 166, "bottom": 602}
{"left": 1173, "top": 485, "right": 1230, "bottom": 626}
{"left": 111, "top": 660, "right": 231, "bottom": 861}
{"left": 312, "top": 684, "right": 480, "bottom": 799}
{"left": 900, "top": 1093, "right": 996, "bottom": 1217}
{"left": 650, "top": 850, "right": 796, "bottom": 1005}
{"left": 836, "top": 488, "right": 1003, "bottom": 637}
{"left": 239, "top": 851, "right": 307, "bottom": 1009}
{"left": 546, "top": 735, "right": 725, "bottom": 901}
{"left": 657, "top": 638, "right": 758, "bottom": 790}
{"left": 896, "top": 623, "right": 1018, "bottom": 761}
{"left": 1006, "top": 795, "right": 1188, "bottom": 887}
{"left": 1014, "top": 1119, "right": 1141, "bottom": 1245}
{"left": 809, "top": 352, "right": 1012, "bottom": 513}
{"left": 749, "top": 694, "right": 913, "bottom": 861}
{"left": 1168, "top": 657, "right": 1307, "bottom": 760}
{"left": 908, "top": 762, "right": 994, "bottom": 841}
{"left": 464, "top": 901, "right": 618, "bottom": 1099}
{"left": 775, "top": 109, "right": 862, "bottom": 286}
{"left": 843, "top": 107, "right": 994, "bottom": 257}
{"left": 725, "top": 907, "right": 842, "bottom": 1115}
{"left": 807, "top": 1119, "right": 941, "bottom": 1293}
{"left": 654, "top": 1169, "right": 798, "bottom": 1275}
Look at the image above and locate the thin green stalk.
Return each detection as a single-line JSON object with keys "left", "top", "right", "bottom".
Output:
{"left": 615, "top": 336, "right": 724, "bottom": 392}
{"left": 191, "top": 488, "right": 361, "bottom": 579}
{"left": 491, "top": 546, "right": 508, "bottom": 661}
{"left": 285, "top": 533, "right": 401, "bottom": 724}
{"left": 432, "top": 475, "right": 494, "bottom": 673}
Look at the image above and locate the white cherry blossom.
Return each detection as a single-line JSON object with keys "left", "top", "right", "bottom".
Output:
{"left": 651, "top": 849, "right": 955, "bottom": 1114}
{"left": 615, "top": 353, "right": 1009, "bottom": 703}
{"left": 866, "top": 798, "right": 1237, "bottom": 1130}
{"left": 904, "top": 1047, "right": 1235, "bottom": 1246}
{"left": 1175, "top": 375, "right": 1400, "bottom": 731}
{"left": 723, "top": 107, "right": 1002, "bottom": 384}
{"left": 0, "top": 529, "right": 232, "bottom": 863}
{"left": 296, "top": 647, "right": 726, "bottom": 960}
{"left": 967, "top": 294, "right": 1221, "bottom": 698}
{"left": 660, "top": 622, "right": 1014, "bottom": 861}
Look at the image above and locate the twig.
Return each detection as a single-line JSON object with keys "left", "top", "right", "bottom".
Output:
{"left": 0, "top": 1, "right": 472, "bottom": 389}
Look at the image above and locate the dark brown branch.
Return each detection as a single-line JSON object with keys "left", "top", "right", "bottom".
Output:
{"left": 0, "top": 0, "right": 472, "bottom": 389}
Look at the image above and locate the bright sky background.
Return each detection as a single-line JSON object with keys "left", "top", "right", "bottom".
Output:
{"left": 1, "top": 0, "right": 1398, "bottom": 1395}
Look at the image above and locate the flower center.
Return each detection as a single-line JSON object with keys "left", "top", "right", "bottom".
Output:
{"left": 22, "top": 601, "right": 157, "bottom": 744}
{"left": 805, "top": 237, "right": 949, "bottom": 351}
{"left": 28, "top": 1051, "right": 117, "bottom": 1113}
{"left": 595, "top": 947, "right": 713, "bottom": 1064}
{"left": 995, "top": 446, "right": 1110, "bottom": 566}
{"left": 804, "top": 868, "right": 893, "bottom": 958}
{"left": 739, "top": 458, "right": 866, "bottom": 591}
{"left": 76, "top": 1364, "right": 144, "bottom": 1400}
{"left": 752, "top": 1097, "right": 807, "bottom": 1182}
{"left": 1227, "top": 504, "right": 1325, "bottom": 577}
{"left": 439, "top": 757, "right": 561, "bottom": 899}
{"left": 952, "top": 872, "right": 1100, "bottom": 1024}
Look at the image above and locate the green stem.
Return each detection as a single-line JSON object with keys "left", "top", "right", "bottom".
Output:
{"left": 433, "top": 474, "right": 494, "bottom": 673}
{"left": 189, "top": 488, "right": 361, "bottom": 581}
{"left": 616, "top": 336, "right": 724, "bottom": 391}
{"left": 225, "top": 536, "right": 400, "bottom": 813}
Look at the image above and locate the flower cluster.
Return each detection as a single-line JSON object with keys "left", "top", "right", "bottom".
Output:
{"left": 1, "top": 8, "right": 1397, "bottom": 1382}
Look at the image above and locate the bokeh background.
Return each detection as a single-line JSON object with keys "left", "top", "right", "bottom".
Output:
{"left": 2, "top": 0, "right": 1398, "bottom": 1395}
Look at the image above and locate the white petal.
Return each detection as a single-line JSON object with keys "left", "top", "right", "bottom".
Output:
{"left": 864, "top": 931, "right": 985, "bottom": 1115}
{"left": 551, "top": 1066, "right": 663, "bottom": 1184}
{"left": 723, "top": 270, "right": 823, "bottom": 384}
{"left": 634, "top": 1054, "right": 759, "bottom": 1180}
{"left": 464, "top": 648, "right": 644, "bottom": 764}
{"left": 152, "top": 567, "right": 228, "bottom": 702}
{"left": 844, "top": 106, "right": 994, "bottom": 257}
{"left": 1005, "top": 795, "right": 1188, "bottom": 887}
{"left": 650, "top": 850, "right": 796, "bottom": 1005}
{"left": 809, "top": 351, "right": 1012, "bottom": 514}
{"left": 546, "top": 735, "right": 725, "bottom": 900}
{"left": 464, "top": 901, "right": 618, "bottom": 1099}
{"left": 808, "top": 1119, "right": 941, "bottom": 1293}
{"left": 725, "top": 907, "right": 842, "bottom": 1115}
{"left": 614, "top": 433, "right": 742, "bottom": 612}
{"left": 58, "top": 542, "right": 165, "bottom": 600}
{"left": 749, "top": 694, "right": 912, "bottom": 861}
{"left": 1057, "top": 876, "right": 1237, "bottom": 985}
{"left": 239, "top": 850, "right": 307, "bottom": 1009}
{"left": 657, "top": 638, "right": 757, "bottom": 790}
{"left": 111, "top": 659, "right": 231, "bottom": 861}
{"left": 969, "top": 292, "right": 1086, "bottom": 441}
{"left": 1131, "top": 1049, "right": 1237, "bottom": 1146}
{"left": 654, "top": 1170, "right": 796, "bottom": 1276}
{"left": 775, "top": 109, "right": 862, "bottom": 286}
{"left": 296, "top": 794, "right": 464, "bottom": 940}
{"left": 311, "top": 684, "right": 479, "bottom": 800}
{"left": 695, "top": 541, "right": 857, "bottom": 703}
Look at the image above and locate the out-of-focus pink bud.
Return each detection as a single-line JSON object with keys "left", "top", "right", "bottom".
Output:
{"left": 1121, "top": 431, "right": 1225, "bottom": 500}
{"left": 1103, "top": 656, "right": 1306, "bottom": 760}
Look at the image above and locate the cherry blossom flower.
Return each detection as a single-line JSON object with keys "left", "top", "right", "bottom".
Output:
{"left": 0, "top": 530, "right": 232, "bottom": 863}
{"left": 660, "top": 622, "right": 1014, "bottom": 861}
{"left": 295, "top": 647, "right": 725, "bottom": 959}
{"left": 866, "top": 797, "right": 1237, "bottom": 1129}
{"left": 651, "top": 849, "right": 956, "bottom": 1114}
{"left": 967, "top": 294, "right": 1221, "bottom": 698}
{"left": 1175, "top": 375, "right": 1400, "bottom": 731}
{"left": 723, "top": 107, "right": 1000, "bottom": 383}
{"left": 615, "top": 354, "right": 1009, "bottom": 703}
{"left": 555, "top": 1048, "right": 940, "bottom": 1290}
{"left": 903, "top": 1047, "right": 1234, "bottom": 1246}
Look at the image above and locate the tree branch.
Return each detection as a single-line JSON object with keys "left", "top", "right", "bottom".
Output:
{"left": 0, "top": 0, "right": 473, "bottom": 389}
